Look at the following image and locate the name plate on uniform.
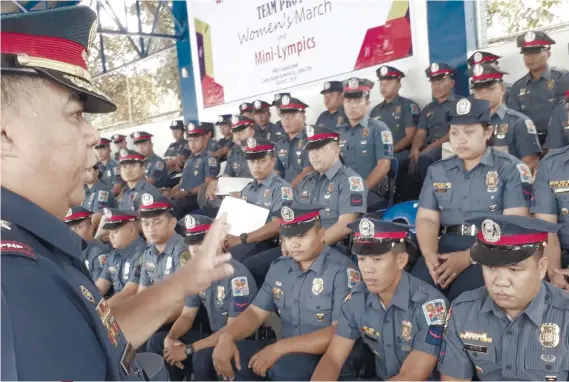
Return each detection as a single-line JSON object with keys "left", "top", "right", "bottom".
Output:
{"left": 216, "top": 177, "right": 253, "bottom": 195}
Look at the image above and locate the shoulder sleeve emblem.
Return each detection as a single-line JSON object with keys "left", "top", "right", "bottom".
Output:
{"left": 231, "top": 276, "right": 250, "bottom": 297}
{"left": 516, "top": 163, "right": 534, "bottom": 184}
{"left": 179, "top": 250, "right": 191, "bottom": 266}
{"left": 98, "top": 190, "right": 109, "bottom": 202}
{"left": 381, "top": 130, "right": 393, "bottom": 145}
{"left": 113, "top": 167, "right": 120, "bottom": 175}
{"left": 410, "top": 103, "right": 420, "bottom": 115}
{"left": 347, "top": 268, "right": 361, "bottom": 288}
{"left": 156, "top": 161, "right": 164, "bottom": 170}
{"left": 281, "top": 187, "right": 293, "bottom": 200}
{"left": 525, "top": 119, "right": 537, "bottom": 134}
{"left": 422, "top": 298, "right": 447, "bottom": 326}
{"left": 348, "top": 176, "right": 364, "bottom": 192}
{"left": 208, "top": 158, "right": 218, "bottom": 167}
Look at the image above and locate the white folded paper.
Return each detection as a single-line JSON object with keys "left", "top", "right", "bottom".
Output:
{"left": 216, "top": 196, "right": 270, "bottom": 236}
{"left": 216, "top": 177, "right": 253, "bottom": 195}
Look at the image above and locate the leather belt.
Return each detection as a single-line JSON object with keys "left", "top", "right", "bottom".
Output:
{"left": 443, "top": 224, "right": 478, "bottom": 236}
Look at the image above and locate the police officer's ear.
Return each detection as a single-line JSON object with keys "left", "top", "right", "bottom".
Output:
{"left": 167, "top": 213, "right": 177, "bottom": 231}
{"left": 392, "top": 244, "right": 409, "bottom": 270}
{"left": 533, "top": 247, "right": 548, "bottom": 279}
{"left": 483, "top": 123, "right": 494, "bottom": 142}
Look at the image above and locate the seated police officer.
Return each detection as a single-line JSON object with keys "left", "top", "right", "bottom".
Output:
{"left": 192, "top": 204, "right": 362, "bottom": 381}
{"left": 316, "top": 81, "right": 346, "bottom": 133}
{"left": 164, "top": 120, "right": 190, "bottom": 166}
{"left": 545, "top": 89, "right": 569, "bottom": 150}
{"left": 413, "top": 97, "right": 531, "bottom": 302}
{"left": 64, "top": 206, "right": 112, "bottom": 281}
{"left": 82, "top": 162, "right": 116, "bottom": 217}
{"left": 111, "top": 133, "right": 128, "bottom": 161}
{"left": 95, "top": 208, "right": 146, "bottom": 297}
{"left": 252, "top": 100, "right": 284, "bottom": 141}
{"left": 338, "top": 78, "right": 394, "bottom": 212}
{"left": 169, "top": 122, "right": 219, "bottom": 216}
{"left": 532, "top": 145, "right": 569, "bottom": 290}
{"left": 243, "top": 127, "right": 367, "bottom": 287}
{"left": 211, "top": 114, "right": 234, "bottom": 161}
{"left": 438, "top": 214, "right": 569, "bottom": 381}
{"left": 313, "top": 219, "right": 448, "bottom": 381}
{"left": 117, "top": 149, "right": 161, "bottom": 211}
{"left": 470, "top": 63, "right": 542, "bottom": 171}
{"left": 224, "top": 137, "right": 293, "bottom": 263}
{"left": 95, "top": 137, "right": 124, "bottom": 196}
{"left": 131, "top": 131, "right": 169, "bottom": 189}
{"left": 146, "top": 215, "right": 258, "bottom": 381}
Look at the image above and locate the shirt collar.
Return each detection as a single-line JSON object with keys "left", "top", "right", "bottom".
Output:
{"left": 291, "top": 245, "right": 329, "bottom": 274}
{"left": 525, "top": 66, "right": 552, "bottom": 83}
{"left": 359, "top": 116, "right": 370, "bottom": 128}
{"left": 118, "top": 236, "right": 145, "bottom": 258}
{"left": 324, "top": 160, "right": 342, "bottom": 180}
{"left": 255, "top": 172, "right": 276, "bottom": 187}
{"left": 382, "top": 95, "right": 401, "bottom": 106}
{"left": 480, "top": 282, "right": 546, "bottom": 327}
{"left": 366, "top": 272, "right": 410, "bottom": 311}
{"left": 456, "top": 147, "right": 494, "bottom": 171}
{"left": 493, "top": 104, "right": 507, "bottom": 120}
{"left": 133, "top": 179, "right": 147, "bottom": 191}
{"left": 151, "top": 233, "right": 182, "bottom": 257}
{"left": 1, "top": 187, "right": 86, "bottom": 260}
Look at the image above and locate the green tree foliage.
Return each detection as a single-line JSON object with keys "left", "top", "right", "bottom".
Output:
{"left": 87, "top": 1, "right": 181, "bottom": 129}
{"left": 486, "top": 0, "right": 563, "bottom": 34}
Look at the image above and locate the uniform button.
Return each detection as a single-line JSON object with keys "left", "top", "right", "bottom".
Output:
{"left": 387, "top": 344, "right": 392, "bottom": 349}
{"left": 505, "top": 365, "right": 512, "bottom": 371}
{"left": 506, "top": 330, "right": 513, "bottom": 335}
{"left": 545, "top": 364, "right": 552, "bottom": 370}
{"left": 385, "top": 319, "right": 390, "bottom": 324}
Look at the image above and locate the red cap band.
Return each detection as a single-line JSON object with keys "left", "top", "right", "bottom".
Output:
{"left": 140, "top": 202, "right": 173, "bottom": 211}
{"left": 107, "top": 215, "right": 136, "bottom": 222}
{"left": 186, "top": 224, "right": 211, "bottom": 233}
{"left": 522, "top": 40, "right": 551, "bottom": 47}
{"left": 473, "top": 56, "right": 497, "bottom": 64}
{"left": 477, "top": 232, "right": 548, "bottom": 246}
{"left": 187, "top": 129, "right": 207, "bottom": 135}
{"left": 472, "top": 73, "right": 504, "bottom": 81}
{"left": 280, "top": 210, "right": 320, "bottom": 225}
{"left": 232, "top": 120, "right": 254, "bottom": 129}
{"left": 308, "top": 133, "right": 339, "bottom": 142}
{"left": 1, "top": 32, "right": 88, "bottom": 70}
{"left": 64, "top": 211, "right": 92, "bottom": 222}
{"left": 246, "top": 144, "right": 274, "bottom": 153}
{"left": 430, "top": 69, "right": 453, "bottom": 77}
{"left": 133, "top": 135, "right": 152, "bottom": 141}
{"left": 279, "top": 103, "right": 307, "bottom": 110}
{"left": 354, "top": 231, "right": 407, "bottom": 241}
{"left": 120, "top": 155, "right": 144, "bottom": 162}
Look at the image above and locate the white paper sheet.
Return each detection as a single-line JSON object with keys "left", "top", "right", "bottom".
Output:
{"left": 216, "top": 196, "right": 270, "bottom": 235}
{"left": 216, "top": 177, "right": 253, "bottom": 195}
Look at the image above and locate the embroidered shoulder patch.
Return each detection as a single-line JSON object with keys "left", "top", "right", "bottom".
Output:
{"left": 156, "top": 161, "right": 164, "bottom": 170}
{"left": 525, "top": 119, "right": 537, "bottom": 134}
{"left": 98, "top": 190, "right": 109, "bottom": 202}
{"left": 0, "top": 240, "right": 36, "bottom": 260}
{"left": 422, "top": 298, "right": 447, "bottom": 326}
{"left": 231, "top": 276, "right": 250, "bottom": 297}
{"left": 348, "top": 176, "right": 364, "bottom": 192}
{"left": 281, "top": 187, "right": 293, "bottom": 200}
{"left": 347, "top": 268, "right": 361, "bottom": 288}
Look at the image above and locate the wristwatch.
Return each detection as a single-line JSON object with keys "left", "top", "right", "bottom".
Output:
{"left": 240, "top": 233, "right": 248, "bottom": 244}
{"left": 185, "top": 344, "right": 193, "bottom": 357}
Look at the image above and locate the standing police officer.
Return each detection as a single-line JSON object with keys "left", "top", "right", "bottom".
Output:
{"left": 131, "top": 131, "right": 169, "bottom": 188}
{"left": 507, "top": 30, "right": 569, "bottom": 144}
{"left": 370, "top": 65, "right": 421, "bottom": 201}
{"left": 315, "top": 81, "right": 346, "bottom": 133}
{"left": 252, "top": 100, "right": 284, "bottom": 141}
{"left": 95, "top": 137, "right": 124, "bottom": 195}
{"left": 117, "top": 149, "right": 161, "bottom": 211}
{"left": 532, "top": 145, "right": 569, "bottom": 290}
{"left": 224, "top": 137, "right": 293, "bottom": 262}
{"left": 164, "top": 120, "right": 190, "bottom": 160}
{"left": 275, "top": 95, "right": 313, "bottom": 187}
{"left": 147, "top": 215, "right": 259, "bottom": 381}
{"left": 64, "top": 206, "right": 112, "bottom": 281}
{"left": 211, "top": 114, "right": 234, "bottom": 161}
{"left": 338, "top": 77, "right": 394, "bottom": 212}
{"left": 470, "top": 63, "right": 542, "bottom": 171}
{"left": 413, "top": 98, "right": 531, "bottom": 302}
{"left": 545, "top": 90, "right": 569, "bottom": 149}
{"left": 1, "top": 10, "right": 234, "bottom": 378}
{"left": 193, "top": 204, "right": 362, "bottom": 380}
{"left": 313, "top": 219, "right": 447, "bottom": 381}
{"left": 438, "top": 214, "right": 569, "bottom": 381}
{"left": 467, "top": 51, "right": 511, "bottom": 103}
{"left": 112, "top": 133, "right": 128, "bottom": 161}
{"left": 239, "top": 102, "right": 256, "bottom": 120}
{"left": 95, "top": 208, "right": 146, "bottom": 296}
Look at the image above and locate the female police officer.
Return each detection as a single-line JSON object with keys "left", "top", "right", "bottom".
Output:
{"left": 412, "top": 97, "right": 532, "bottom": 302}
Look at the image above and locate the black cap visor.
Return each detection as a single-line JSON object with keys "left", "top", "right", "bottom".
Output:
{"left": 470, "top": 79, "right": 503, "bottom": 89}
{"left": 351, "top": 241, "right": 395, "bottom": 256}
{"left": 343, "top": 91, "right": 367, "bottom": 99}
{"left": 470, "top": 240, "right": 540, "bottom": 267}
{"left": 305, "top": 138, "right": 337, "bottom": 151}
{"left": 184, "top": 233, "right": 206, "bottom": 246}
{"left": 280, "top": 219, "right": 317, "bottom": 237}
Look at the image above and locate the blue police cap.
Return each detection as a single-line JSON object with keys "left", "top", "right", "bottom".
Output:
{"left": 449, "top": 97, "right": 491, "bottom": 125}
{"left": 467, "top": 51, "right": 501, "bottom": 67}
{"left": 186, "top": 122, "right": 210, "bottom": 136}
{"left": 320, "top": 81, "right": 343, "bottom": 94}
{"left": 253, "top": 100, "right": 271, "bottom": 111}
{"left": 244, "top": 137, "right": 274, "bottom": 159}
{"left": 170, "top": 120, "right": 185, "bottom": 131}
{"left": 111, "top": 134, "right": 126, "bottom": 143}
{"left": 230, "top": 115, "right": 256, "bottom": 132}
{"left": 278, "top": 203, "right": 321, "bottom": 237}
{"left": 130, "top": 131, "right": 153, "bottom": 144}
{"left": 305, "top": 125, "right": 339, "bottom": 150}
{"left": 468, "top": 63, "right": 507, "bottom": 88}
{"left": 94, "top": 138, "right": 112, "bottom": 149}
{"left": 239, "top": 102, "right": 254, "bottom": 114}
{"left": 178, "top": 214, "right": 213, "bottom": 245}
{"left": 348, "top": 218, "right": 411, "bottom": 256}
{"left": 1, "top": 6, "right": 116, "bottom": 113}
{"left": 376, "top": 65, "right": 405, "bottom": 80}
{"left": 342, "top": 78, "right": 374, "bottom": 98}
{"left": 216, "top": 114, "right": 233, "bottom": 126}
{"left": 425, "top": 63, "right": 454, "bottom": 80}
{"left": 467, "top": 215, "right": 562, "bottom": 267}
{"left": 101, "top": 208, "right": 137, "bottom": 230}
{"left": 272, "top": 92, "right": 291, "bottom": 106}
{"left": 135, "top": 190, "right": 174, "bottom": 217}
{"left": 118, "top": 149, "right": 145, "bottom": 164}
{"left": 64, "top": 206, "right": 93, "bottom": 225}
{"left": 517, "top": 30, "right": 555, "bottom": 53}
{"left": 278, "top": 95, "right": 308, "bottom": 112}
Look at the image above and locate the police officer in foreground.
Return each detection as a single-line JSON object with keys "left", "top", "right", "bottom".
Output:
{"left": 438, "top": 214, "right": 569, "bottom": 381}
{"left": 117, "top": 149, "right": 161, "bottom": 211}
{"left": 112, "top": 133, "right": 128, "bottom": 161}
{"left": 191, "top": 204, "right": 362, "bottom": 380}
{"left": 532, "top": 145, "right": 569, "bottom": 290}
{"left": 131, "top": 131, "right": 169, "bottom": 188}
{"left": 211, "top": 114, "right": 234, "bottom": 161}
{"left": 507, "top": 30, "right": 569, "bottom": 144}
{"left": 410, "top": 63, "right": 457, "bottom": 182}
{"left": 64, "top": 206, "right": 112, "bottom": 281}
{"left": 470, "top": 63, "right": 542, "bottom": 171}
{"left": 95, "top": 208, "right": 146, "bottom": 297}
{"left": 413, "top": 98, "right": 532, "bottom": 302}
{"left": 315, "top": 80, "right": 346, "bottom": 133}
{"left": 275, "top": 95, "right": 313, "bottom": 187}
{"left": 146, "top": 215, "right": 258, "bottom": 381}
{"left": 1, "top": 8, "right": 234, "bottom": 379}
{"left": 224, "top": 137, "right": 293, "bottom": 262}
{"left": 169, "top": 122, "right": 219, "bottom": 217}
{"left": 545, "top": 89, "right": 569, "bottom": 149}
{"left": 252, "top": 99, "right": 284, "bottom": 141}
{"left": 338, "top": 77, "right": 394, "bottom": 212}
{"left": 370, "top": 66, "right": 421, "bottom": 201}
{"left": 312, "top": 219, "right": 448, "bottom": 381}
{"left": 95, "top": 137, "right": 124, "bottom": 195}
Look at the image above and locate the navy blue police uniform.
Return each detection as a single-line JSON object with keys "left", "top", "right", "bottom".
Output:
{"left": 130, "top": 131, "right": 169, "bottom": 189}
{"left": 82, "top": 163, "right": 117, "bottom": 213}
{"left": 507, "top": 31, "right": 569, "bottom": 144}
{"left": 253, "top": 100, "right": 285, "bottom": 141}
{"left": 117, "top": 149, "right": 161, "bottom": 211}
{"left": 111, "top": 134, "right": 128, "bottom": 161}
{"left": 164, "top": 120, "right": 190, "bottom": 159}
{"left": 412, "top": 98, "right": 532, "bottom": 302}
{"left": 438, "top": 214, "right": 569, "bottom": 381}
{"left": 214, "top": 114, "right": 235, "bottom": 161}
{"left": 545, "top": 90, "right": 569, "bottom": 149}
{"left": 0, "top": 6, "right": 152, "bottom": 379}
{"left": 95, "top": 138, "right": 124, "bottom": 188}
{"left": 316, "top": 81, "right": 347, "bottom": 133}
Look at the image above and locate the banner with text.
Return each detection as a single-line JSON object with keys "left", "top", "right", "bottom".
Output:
{"left": 191, "top": 0, "right": 413, "bottom": 108}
